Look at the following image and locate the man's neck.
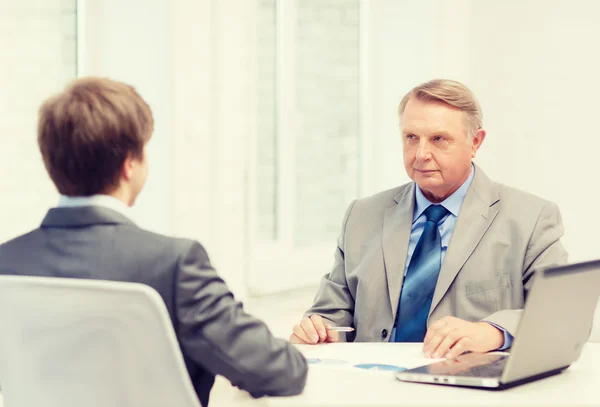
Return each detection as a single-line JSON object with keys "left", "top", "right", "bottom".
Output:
{"left": 105, "top": 187, "right": 132, "bottom": 207}
{"left": 419, "top": 167, "right": 474, "bottom": 203}
{"left": 422, "top": 186, "right": 461, "bottom": 204}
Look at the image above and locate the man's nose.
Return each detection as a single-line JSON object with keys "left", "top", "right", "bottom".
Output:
{"left": 416, "top": 142, "right": 431, "bottom": 161}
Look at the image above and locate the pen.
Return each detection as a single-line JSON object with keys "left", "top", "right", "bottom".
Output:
{"left": 326, "top": 326, "right": 355, "bottom": 332}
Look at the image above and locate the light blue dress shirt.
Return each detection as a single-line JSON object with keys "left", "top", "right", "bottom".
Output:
{"left": 391, "top": 165, "right": 513, "bottom": 350}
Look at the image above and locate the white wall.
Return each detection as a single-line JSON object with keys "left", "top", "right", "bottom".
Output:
{"left": 368, "top": 0, "right": 600, "bottom": 336}
{"left": 468, "top": 0, "right": 600, "bottom": 263}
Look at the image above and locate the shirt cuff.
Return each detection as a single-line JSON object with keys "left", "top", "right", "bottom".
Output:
{"left": 485, "top": 321, "right": 514, "bottom": 350}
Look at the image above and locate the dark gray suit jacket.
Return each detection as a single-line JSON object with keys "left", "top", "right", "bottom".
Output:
{"left": 0, "top": 206, "right": 307, "bottom": 406}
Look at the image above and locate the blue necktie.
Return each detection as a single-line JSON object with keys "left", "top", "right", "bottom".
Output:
{"left": 394, "top": 204, "right": 448, "bottom": 342}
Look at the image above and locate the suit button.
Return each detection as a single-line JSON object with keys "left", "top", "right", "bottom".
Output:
{"left": 381, "top": 329, "right": 388, "bottom": 339}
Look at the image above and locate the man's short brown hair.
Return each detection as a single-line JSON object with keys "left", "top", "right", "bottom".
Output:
{"left": 38, "top": 77, "right": 153, "bottom": 196}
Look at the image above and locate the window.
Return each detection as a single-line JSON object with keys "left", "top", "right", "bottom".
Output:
{"left": 0, "top": 0, "right": 77, "bottom": 243}
{"left": 251, "top": 0, "right": 361, "bottom": 294}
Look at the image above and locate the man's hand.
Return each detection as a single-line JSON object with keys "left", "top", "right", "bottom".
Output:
{"left": 289, "top": 314, "right": 339, "bottom": 345}
{"left": 423, "top": 316, "right": 504, "bottom": 359}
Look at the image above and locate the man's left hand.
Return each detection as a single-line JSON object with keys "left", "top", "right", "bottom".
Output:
{"left": 423, "top": 316, "right": 504, "bottom": 359}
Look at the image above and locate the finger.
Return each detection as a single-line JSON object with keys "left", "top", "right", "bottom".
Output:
{"left": 326, "top": 329, "right": 340, "bottom": 343}
{"left": 309, "top": 315, "right": 328, "bottom": 341}
{"left": 423, "top": 325, "right": 454, "bottom": 357}
{"left": 300, "top": 317, "right": 320, "bottom": 344}
{"left": 289, "top": 333, "right": 307, "bottom": 344}
{"left": 292, "top": 323, "right": 313, "bottom": 344}
{"left": 445, "top": 337, "right": 472, "bottom": 359}
{"left": 423, "top": 317, "right": 450, "bottom": 345}
{"left": 431, "top": 330, "right": 461, "bottom": 359}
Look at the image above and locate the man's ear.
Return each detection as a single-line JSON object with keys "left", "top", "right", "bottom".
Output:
{"left": 121, "top": 154, "right": 135, "bottom": 181}
{"left": 471, "top": 129, "right": 486, "bottom": 158}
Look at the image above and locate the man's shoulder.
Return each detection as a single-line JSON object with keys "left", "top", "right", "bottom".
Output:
{"left": 127, "top": 226, "right": 195, "bottom": 250}
{"left": 0, "top": 229, "right": 39, "bottom": 255}
{"left": 0, "top": 223, "right": 202, "bottom": 263}
{"left": 354, "top": 182, "right": 412, "bottom": 210}
{"left": 343, "top": 182, "right": 412, "bottom": 225}
{"left": 482, "top": 181, "right": 563, "bottom": 229}
{"left": 111, "top": 225, "right": 207, "bottom": 262}
{"left": 493, "top": 182, "right": 556, "bottom": 211}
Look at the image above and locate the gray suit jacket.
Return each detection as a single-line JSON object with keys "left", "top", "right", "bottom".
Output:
{"left": 306, "top": 165, "right": 568, "bottom": 342}
{"left": 0, "top": 206, "right": 307, "bottom": 406}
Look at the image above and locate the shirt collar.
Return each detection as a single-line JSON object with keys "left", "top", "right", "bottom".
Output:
{"left": 57, "top": 194, "right": 131, "bottom": 218}
{"left": 413, "top": 164, "right": 475, "bottom": 222}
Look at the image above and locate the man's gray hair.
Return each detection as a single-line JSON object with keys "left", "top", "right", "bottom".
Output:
{"left": 398, "top": 79, "right": 483, "bottom": 137}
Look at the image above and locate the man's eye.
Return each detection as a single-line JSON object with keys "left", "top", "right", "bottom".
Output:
{"left": 433, "top": 136, "right": 444, "bottom": 142}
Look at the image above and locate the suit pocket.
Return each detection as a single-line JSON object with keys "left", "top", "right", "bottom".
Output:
{"left": 465, "top": 273, "right": 511, "bottom": 296}
{"left": 465, "top": 274, "right": 512, "bottom": 313}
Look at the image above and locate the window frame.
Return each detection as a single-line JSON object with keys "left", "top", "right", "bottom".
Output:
{"left": 248, "top": 0, "right": 372, "bottom": 295}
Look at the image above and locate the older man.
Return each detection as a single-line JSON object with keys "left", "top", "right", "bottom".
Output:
{"left": 290, "top": 79, "right": 568, "bottom": 359}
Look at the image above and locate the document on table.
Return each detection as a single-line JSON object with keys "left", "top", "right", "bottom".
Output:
{"left": 296, "top": 344, "right": 438, "bottom": 374}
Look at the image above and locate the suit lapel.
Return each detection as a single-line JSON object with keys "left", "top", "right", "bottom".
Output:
{"left": 382, "top": 183, "right": 415, "bottom": 317}
{"left": 429, "top": 165, "right": 500, "bottom": 316}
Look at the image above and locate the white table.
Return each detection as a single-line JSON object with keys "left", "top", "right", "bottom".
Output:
{"left": 210, "top": 343, "right": 600, "bottom": 407}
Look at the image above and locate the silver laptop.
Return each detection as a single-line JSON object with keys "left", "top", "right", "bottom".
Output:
{"left": 395, "top": 259, "right": 600, "bottom": 389}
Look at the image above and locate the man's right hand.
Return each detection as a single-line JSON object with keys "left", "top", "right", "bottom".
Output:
{"left": 289, "top": 314, "right": 339, "bottom": 344}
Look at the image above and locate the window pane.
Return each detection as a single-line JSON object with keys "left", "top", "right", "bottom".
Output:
{"left": 0, "top": 0, "right": 77, "bottom": 242}
{"left": 293, "top": 0, "right": 360, "bottom": 246}
{"left": 256, "top": 0, "right": 278, "bottom": 241}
